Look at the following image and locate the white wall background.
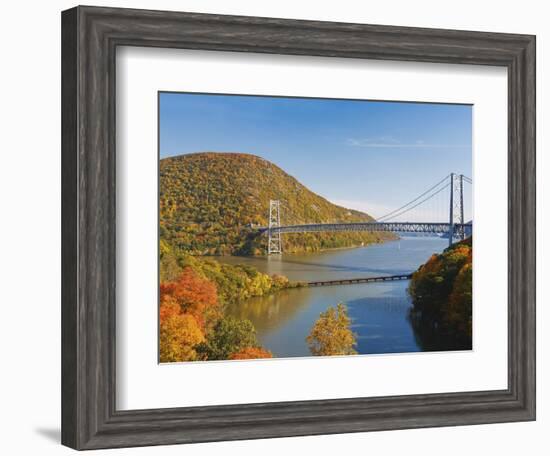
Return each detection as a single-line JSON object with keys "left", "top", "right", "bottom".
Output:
{"left": 0, "top": 1, "right": 546, "bottom": 454}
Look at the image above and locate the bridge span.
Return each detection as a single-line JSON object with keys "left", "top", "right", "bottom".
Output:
{"left": 258, "top": 221, "right": 472, "bottom": 236}
{"left": 262, "top": 172, "right": 472, "bottom": 254}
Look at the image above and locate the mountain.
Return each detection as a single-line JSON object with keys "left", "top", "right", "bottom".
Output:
{"left": 160, "top": 152, "right": 395, "bottom": 255}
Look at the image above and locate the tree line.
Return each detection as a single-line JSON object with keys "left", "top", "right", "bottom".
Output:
{"left": 408, "top": 237, "right": 473, "bottom": 350}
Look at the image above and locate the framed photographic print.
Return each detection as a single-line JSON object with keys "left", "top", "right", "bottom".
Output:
{"left": 61, "top": 6, "right": 536, "bottom": 450}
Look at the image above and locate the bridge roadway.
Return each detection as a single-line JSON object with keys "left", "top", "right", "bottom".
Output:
{"left": 259, "top": 221, "right": 472, "bottom": 236}
{"left": 308, "top": 273, "right": 413, "bottom": 287}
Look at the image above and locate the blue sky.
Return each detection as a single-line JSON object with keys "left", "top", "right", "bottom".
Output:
{"left": 159, "top": 92, "right": 472, "bottom": 221}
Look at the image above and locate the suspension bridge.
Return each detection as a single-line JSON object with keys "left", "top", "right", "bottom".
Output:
{"left": 259, "top": 172, "right": 472, "bottom": 254}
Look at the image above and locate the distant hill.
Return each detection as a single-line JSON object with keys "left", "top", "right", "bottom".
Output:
{"left": 160, "top": 152, "right": 395, "bottom": 255}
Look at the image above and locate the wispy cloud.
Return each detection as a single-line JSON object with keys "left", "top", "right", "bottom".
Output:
{"left": 346, "top": 137, "right": 469, "bottom": 149}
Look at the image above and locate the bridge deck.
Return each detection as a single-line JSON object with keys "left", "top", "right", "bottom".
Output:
{"left": 308, "top": 273, "right": 413, "bottom": 287}
{"left": 259, "top": 221, "right": 472, "bottom": 235}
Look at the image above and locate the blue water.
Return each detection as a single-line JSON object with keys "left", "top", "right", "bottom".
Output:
{"left": 222, "top": 237, "right": 447, "bottom": 358}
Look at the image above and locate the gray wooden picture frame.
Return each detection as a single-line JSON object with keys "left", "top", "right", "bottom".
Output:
{"left": 61, "top": 5, "right": 536, "bottom": 450}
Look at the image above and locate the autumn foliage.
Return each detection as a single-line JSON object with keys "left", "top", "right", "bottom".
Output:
{"left": 408, "top": 237, "right": 472, "bottom": 350}
{"left": 447, "top": 262, "right": 473, "bottom": 337}
{"left": 306, "top": 303, "right": 357, "bottom": 356}
{"left": 160, "top": 266, "right": 220, "bottom": 331}
{"left": 159, "top": 152, "right": 395, "bottom": 256}
{"left": 229, "top": 347, "right": 273, "bottom": 360}
{"left": 159, "top": 309, "right": 204, "bottom": 362}
{"left": 159, "top": 266, "right": 272, "bottom": 363}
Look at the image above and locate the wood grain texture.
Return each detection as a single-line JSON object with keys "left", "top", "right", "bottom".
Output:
{"left": 61, "top": 5, "right": 536, "bottom": 450}
{"left": 61, "top": 7, "right": 78, "bottom": 449}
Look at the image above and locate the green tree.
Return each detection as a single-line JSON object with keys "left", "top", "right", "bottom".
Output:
{"left": 197, "top": 316, "right": 260, "bottom": 360}
{"left": 163, "top": 252, "right": 297, "bottom": 305}
{"left": 306, "top": 303, "right": 357, "bottom": 356}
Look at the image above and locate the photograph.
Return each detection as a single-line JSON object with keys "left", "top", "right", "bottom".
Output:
{"left": 0, "top": 0, "right": 541, "bottom": 453}
{"left": 158, "top": 93, "right": 473, "bottom": 363}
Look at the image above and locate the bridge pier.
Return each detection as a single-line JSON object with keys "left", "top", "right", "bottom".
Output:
{"left": 449, "top": 173, "right": 466, "bottom": 246}
{"left": 267, "top": 200, "right": 282, "bottom": 254}
{"left": 449, "top": 173, "right": 454, "bottom": 247}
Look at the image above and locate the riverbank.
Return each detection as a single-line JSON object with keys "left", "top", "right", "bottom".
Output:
{"left": 223, "top": 237, "right": 449, "bottom": 357}
{"left": 408, "top": 237, "right": 473, "bottom": 351}
{"left": 160, "top": 236, "right": 457, "bottom": 359}
{"left": 159, "top": 249, "right": 302, "bottom": 363}
{"left": 257, "top": 231, "right": 398, "bottom": 256}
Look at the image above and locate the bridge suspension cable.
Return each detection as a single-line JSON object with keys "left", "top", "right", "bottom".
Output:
{"left": 378, "top": 182, "right": 451, "bottom": 222}
{"left": 263, "top": 173, "right": 472, "bottom": 254}
{"left": 377, "top": 174, "right": 472, "bottom": 223}
{"left": 376, "top": 174, "right": 450, "bottom": 222}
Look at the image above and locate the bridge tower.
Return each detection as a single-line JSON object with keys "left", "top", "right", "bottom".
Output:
{"left": 268, "top": 200, "right": 282, "bottom": 254}
{"left": 449, "top": 173, "right": 465, "bottom": 246}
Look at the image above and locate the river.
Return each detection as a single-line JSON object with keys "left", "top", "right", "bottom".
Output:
{"left": 219, "top": 236, "right": 448, "bottom": 358}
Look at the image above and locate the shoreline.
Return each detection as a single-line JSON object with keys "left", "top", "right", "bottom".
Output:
{"left": 202, "top": 235, "right": 403, "bottom": 259}
{"left": 212, "top": 236, "right": 448, "bottom": 266}
{"left": 197, "top": 234, "right": 445, "bottom": 260}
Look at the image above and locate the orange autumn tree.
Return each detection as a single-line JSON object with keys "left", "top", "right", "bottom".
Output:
{"left": 159, "top": 298, "right": 204, "bottom": 362}
{"left": 159, "top": 267, "right": 221, "bottom": 362}
{"left": 160, "top": 266, "right": 220, "bottom": 331}
{"left": 159, "top": 266, "right": 274, "bottom": 362}
{"left": 229, "top": 346, "right": 273, "bottom": 360}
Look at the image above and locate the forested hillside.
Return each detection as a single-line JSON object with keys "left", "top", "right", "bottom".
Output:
{"left": 408, "top": 237, "right": 473, "bottom": 350}
{"left": 160, "top": 152, "right": 394, "bottom": 255}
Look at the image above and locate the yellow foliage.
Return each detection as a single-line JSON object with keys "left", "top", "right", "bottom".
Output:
{"left": 229, "top": 346, "right": 273, "bottom": 360}
{"left": 159, "top": 312, "right": 205, "bottom": 363}
{"left": 306, "top": 303, "right": 357, "bottom": 356}
{"left": 159, "top": 152, "right": 396, "bottom": 256}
